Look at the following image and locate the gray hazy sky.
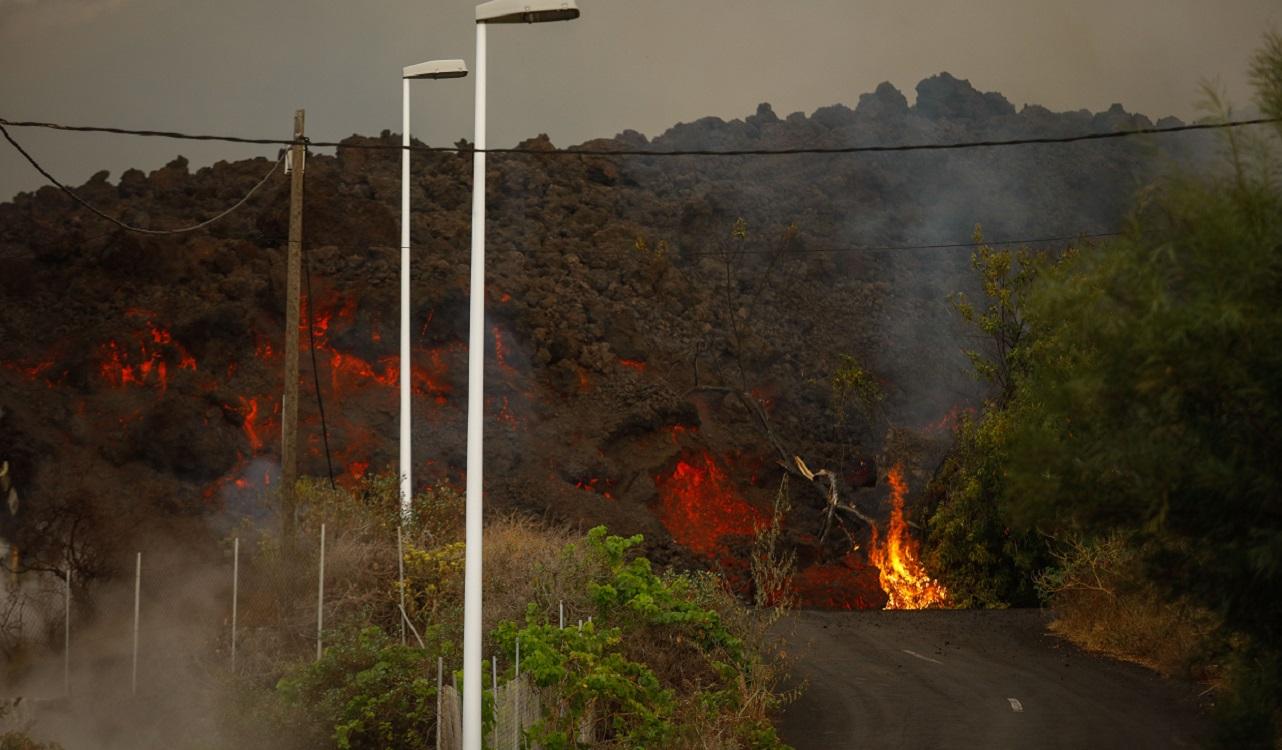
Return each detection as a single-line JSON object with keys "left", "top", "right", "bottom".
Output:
{"left": 2, "top": 0, "right": 1277, "bottom": 200}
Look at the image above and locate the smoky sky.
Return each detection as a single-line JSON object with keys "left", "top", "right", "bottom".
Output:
{"left": 1, "top": 0, "right": 1276, "bottom": 201}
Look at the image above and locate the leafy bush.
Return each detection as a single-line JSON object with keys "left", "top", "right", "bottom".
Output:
{"left": 494, "top": 527, "right": 789, "bottom": 749}
{"left": 276, "top": 626, "right": 440, "bottom": 750}
{"left": 924, "top": 410, "right": 1043, "bottom": 607}
{"left": 496, "top": 616, "right": 673, "bottom": 749}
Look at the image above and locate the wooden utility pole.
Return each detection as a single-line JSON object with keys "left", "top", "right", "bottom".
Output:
{"left": 282, "top": 109, "right": 304, "bottom": 538}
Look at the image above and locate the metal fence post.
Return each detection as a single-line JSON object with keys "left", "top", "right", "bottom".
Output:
{"left": 316, "top": 523, "right": 325, "bottom": 661}
{"left": 397, "top": 525, "right": 406, "bottom": 646}
{"left": 64, "top": 563, "right": 71, "bottom": 698}
{"left": 131, "top": 552, "right": 141, "bottom": 697}
{"left": 231, "top": 537, "right": 239, "bottom": 671}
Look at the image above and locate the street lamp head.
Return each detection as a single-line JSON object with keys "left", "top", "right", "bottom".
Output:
{"left": 402, "top": 59, "right": 469, "bottom": 80}
{"left": 475, "top": 0, "right": 579, "bottom": 24}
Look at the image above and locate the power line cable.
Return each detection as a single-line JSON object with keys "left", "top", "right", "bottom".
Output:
{"left": 2, "top": 115, "right": 1277, "bottom": 157}
{"left": 302, "top": 239, "right": 338, "bottom": 490}
{"left": 259, "top": 230, "right": 1119, "bottom": 260}
{"left": 0, "top": 120, "right": 284, "bottom": 235}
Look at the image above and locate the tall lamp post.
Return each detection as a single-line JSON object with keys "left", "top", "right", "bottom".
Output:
{"left": 399, "top": 59, "right": 468, "bottom": 520}
{"left": 463, "top": 2, "right": 579, "bottom": 748}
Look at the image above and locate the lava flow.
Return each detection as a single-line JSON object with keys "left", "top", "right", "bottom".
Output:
{"left": 97, "top": 322, "right": 197, "bottom": 393}
{"left": 867, "top": 463, "right": 950, "bottom": 609}
{"left": 654, "top": 450, "right": 768, "bottom": 560}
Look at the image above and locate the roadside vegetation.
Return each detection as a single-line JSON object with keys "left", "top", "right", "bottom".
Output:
{"left": 211, "top": 475, "right": 794, "bottom": 750}
{"left": 924, "top": 34, "right": 1282, "bottom": 748}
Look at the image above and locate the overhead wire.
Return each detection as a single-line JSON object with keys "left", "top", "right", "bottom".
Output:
{"left": 302, "top": 236, "right": 338, "bottom": 490}
{"left": 2, "top": 115, "right": 1277, "bottom": 158}
{"left": 0, "top": 120, "right": 284, "bottom": 235}
{"left": 255, "top": 230, "right": 1120, "bottom": 261}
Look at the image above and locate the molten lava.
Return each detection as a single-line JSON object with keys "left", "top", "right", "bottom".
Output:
{"left": 493, "top": 326, "right": 517, "bottom": 375}
{"left": 792, "top": 552, "right": 885, "bottom": 610}
{"left": 669, "top": 424, "right": 698, "bottom": 444}
{"left": 867, "top": 464, "right": 949, "bottom": 609}
{"left": 4, "top": 358, "right": 58, "bottom": 387}
{"left": 237, "top": 396, "right": 263, "bottom": 451}
{"left": 574, "top": 477, "right": 616, "bottom": 500}
{"left": 654, "top": 451, "right": 767, "bottom": 559}
{"left": 97, "top": 322, "right": 196, "bottom": 393}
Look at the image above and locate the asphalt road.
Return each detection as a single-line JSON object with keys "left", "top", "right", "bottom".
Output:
{"left": 776, "top": 609, "right": 1208, "bottom": 750}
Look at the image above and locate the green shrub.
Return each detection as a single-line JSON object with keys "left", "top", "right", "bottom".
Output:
{"left": 276, "top": 626, "right": 440, "bottom": 750}
{"left": 493, "top": 527, "right": 789, "bottom": 750}
{"left": 496, "top": 616, "right": 673, "bottom": 749}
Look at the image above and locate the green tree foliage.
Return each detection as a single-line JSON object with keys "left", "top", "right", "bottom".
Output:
{"left": 929, "top": 39, "right": 1282, "bottom": 743}
{"left": 829, "top": 354, "right": 883, "bottom": 425}
{"left": 923, "top": 231, "right": 1056, "bottom": 607}
{"left": 951, "top": 231, "right": 1047, "bottom": 404}
{"left": 1001, "top": 112, "right": 1282, "bottom": 638}
{"left": 988, "top": 35, "right": 1282, "bottom": 746}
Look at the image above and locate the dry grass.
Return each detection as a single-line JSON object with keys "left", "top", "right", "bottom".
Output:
{"left": 1038, "top": 533, "right": 1221, "bottom": 678}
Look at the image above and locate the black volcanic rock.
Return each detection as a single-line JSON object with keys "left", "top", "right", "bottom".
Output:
{"left": 855, "top": 82, "right": 910, "bottom": 119}
{"left": 0, "top": 73, "right": 1214, "bottom": 608}
{"left": 747, "top": 102, "right": 780, "bottom": 127}
{"left": 914, "top": 72, "right": 1016, "bottom": 121}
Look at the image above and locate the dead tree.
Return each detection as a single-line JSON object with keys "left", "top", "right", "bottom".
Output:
{"left": 682, "top": 219, "right": 878, "bottom": 548}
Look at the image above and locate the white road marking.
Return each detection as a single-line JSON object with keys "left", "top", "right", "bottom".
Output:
{"left": 1007, "top": 698, "right": 1024, "bottom": 712}
{"left": 901, "top": 649, "right": 943, "bottom": 665}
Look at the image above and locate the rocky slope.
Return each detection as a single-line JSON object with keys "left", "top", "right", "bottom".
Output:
{"left": 0, "top": 73, "right": 1207, "bottom": 606}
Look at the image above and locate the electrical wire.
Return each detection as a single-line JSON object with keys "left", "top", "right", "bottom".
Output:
{"left": 0, "top": 120, "right": 284, "bottom": 235}
{"left": 2, "top": 115, "right": 1277, "bottom": 158}
{"left": 302, "top": 238, "right": 338, "bottom": 490}
{"left": 257, "top": 229, "right": 1119, "bottom": 261}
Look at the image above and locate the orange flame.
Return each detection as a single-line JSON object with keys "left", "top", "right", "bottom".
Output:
{"left": 868, "top": 463, "right": 949, "bottom": 609}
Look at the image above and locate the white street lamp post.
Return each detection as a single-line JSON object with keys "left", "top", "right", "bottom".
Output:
{"left": 399, "top": 59, "right": 468, "bottom": 520}
{"left": 463, "top": 3, "right": 579, "bottom": 749}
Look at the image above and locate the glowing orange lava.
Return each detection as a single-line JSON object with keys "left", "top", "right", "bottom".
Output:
{"left": 669, "top": 424, "right": 698, "bottom": 443}
{"left": 574, "top": 477, "right": 617, "bottom": 500}
{"left": 3, "top": 358, "right": 57, "bottom": 387}
{"left": 867, "top": 463, "right": 949, "bottom": 609}
{"left": 238, "top": 396, "right": 262, "bottom": 451}
{"left": 792, "top": 552, "right": 883, "bottom": 610}
{"left": 655, "top": 451, "right": 768, "bottom": 559}
{"left": 96, "top": 321, "right": 197, "bottom": 392}
{"left": 493, "top": 327, "right": 517, "bottom": 374}
{"left": 619, "top": 358, "right": 646, "bottom": 373}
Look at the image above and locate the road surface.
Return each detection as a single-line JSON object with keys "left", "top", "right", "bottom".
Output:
{"left": 777, "top": 609, "right": 1208, "bottom": 750}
